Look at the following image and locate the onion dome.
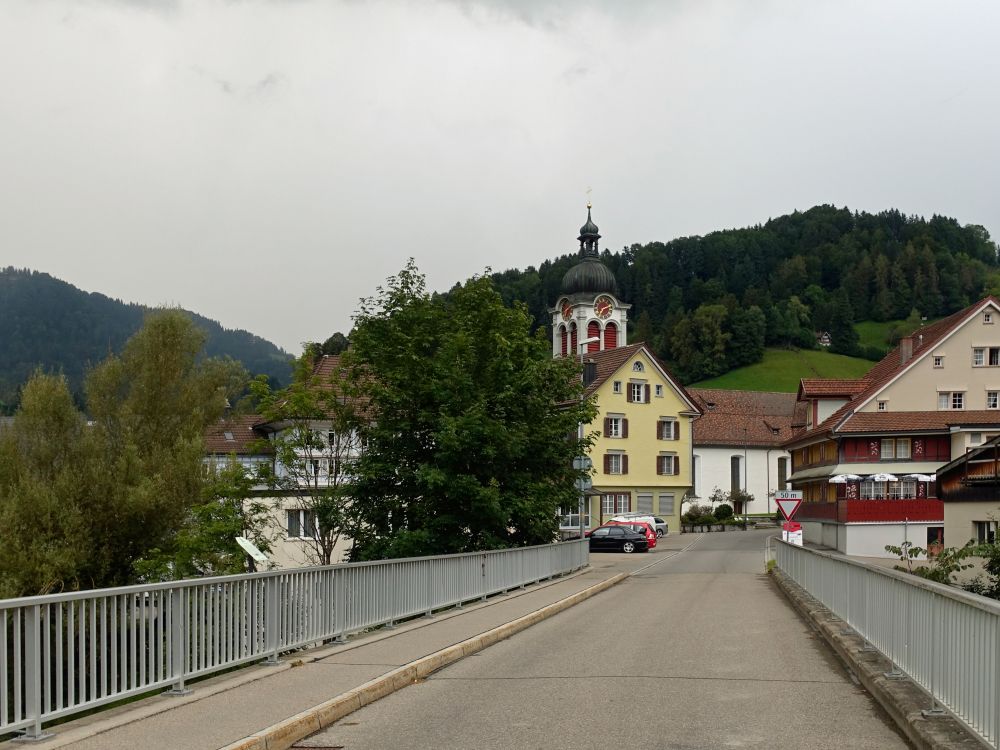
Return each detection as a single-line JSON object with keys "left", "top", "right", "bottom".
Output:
{"left": 561, "top": 203, "right": 617, "bottom": 295}
{"left": 561, "top": 256, "right": 619, "bottom": 295}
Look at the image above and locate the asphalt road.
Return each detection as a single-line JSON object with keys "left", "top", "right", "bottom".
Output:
{"left": 296, "top": 529, "right": 910, "bottom": 750}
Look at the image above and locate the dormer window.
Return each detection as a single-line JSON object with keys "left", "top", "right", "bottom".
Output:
{"left": 224, "top": 431, "right": 235, "bottom": 441}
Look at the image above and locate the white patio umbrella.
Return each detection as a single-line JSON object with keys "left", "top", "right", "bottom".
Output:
{"left": 869, "top": 472, "right": 899, "bottom": 482}
{"left": 901, "top": 473, "right": 935, "bottom": 482}
{"left": 828, "top": 473, "right": 863, "bottom": 483}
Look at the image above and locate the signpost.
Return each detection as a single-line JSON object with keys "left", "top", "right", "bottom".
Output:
{"left": 774, "top": 490, "right": 803, "bottom": 546}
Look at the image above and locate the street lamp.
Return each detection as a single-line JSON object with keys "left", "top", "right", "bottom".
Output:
{"left": 576, "top": 336, "right": 602, "bottom": 539}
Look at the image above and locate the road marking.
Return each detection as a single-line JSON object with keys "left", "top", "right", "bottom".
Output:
{"left": 629, "top": 534, "right": 706, "bottom": 576}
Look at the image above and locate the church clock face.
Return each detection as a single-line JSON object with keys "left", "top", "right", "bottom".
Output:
{"left": 594, "top": 295, "right": 614, "bottom": 319}
{"left": 560, "top": 300, "right": 573, "bottom": 320}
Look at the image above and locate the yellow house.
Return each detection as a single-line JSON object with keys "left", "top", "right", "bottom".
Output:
{"left": 580, "top": 343, "right": 701, "bottom": 534}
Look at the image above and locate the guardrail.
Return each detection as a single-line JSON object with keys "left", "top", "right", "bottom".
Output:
{"left": 1, "top": 540, "right": 588, "bottom": 739}
{"left": 774, "top": 540, "right": 1000, "bottom": 748}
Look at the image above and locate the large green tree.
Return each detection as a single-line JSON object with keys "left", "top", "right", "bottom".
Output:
{"left": 0, "top": 310, "right": 246, "bottom": 594}
{"left": 344, "top": 262, "right": 596, "bottom": 560}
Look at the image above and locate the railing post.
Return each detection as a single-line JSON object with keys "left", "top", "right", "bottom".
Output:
{"left": 425, "top": 559, "right": 434, "bottom": 618}
{"left": 166, "top": 588, "right": 192, "bottom": 696}
{"left": 264, "top": 576, "right": 280, "bottom": 665}
{"left": 19, "top": 604, "right": 51, "bottom": 741}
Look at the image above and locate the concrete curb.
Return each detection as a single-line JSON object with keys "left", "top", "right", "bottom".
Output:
{"left": 770, "top": 568, "right": 990, "bottom": 750}
{"left": 218, "top": 572, "right": 629, "bottom": 750}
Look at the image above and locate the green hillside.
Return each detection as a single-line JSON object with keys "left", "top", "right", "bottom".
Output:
{"left": 690, "top": 348, "right": 874, "bottom": 392}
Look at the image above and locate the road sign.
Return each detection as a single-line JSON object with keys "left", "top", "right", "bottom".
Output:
{"left": 782, "top": 521, "right": 803, "bottom": 546}
{"left": 236, "top": 536, "right": 269, "bottom": 564}
{"left": 775, "top": 491, "right": 803, "bottom": 521}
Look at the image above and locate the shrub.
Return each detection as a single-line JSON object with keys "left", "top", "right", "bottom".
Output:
{"left": 695, "top": 514, "right": 718, "bottom": 525}
{"left": 714, "top": 503, "right": 733, "bottom": 520}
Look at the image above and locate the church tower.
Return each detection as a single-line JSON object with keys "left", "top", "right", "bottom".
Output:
{"left": 551, "top": 204, "right": 630, "bottom": 357}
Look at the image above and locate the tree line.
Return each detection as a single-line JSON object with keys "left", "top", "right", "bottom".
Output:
{"left": 0, "top": 267, "right": 293, "bottom": 413}
{"left": 491, "top": 205, "right": 1000, "bottom": 382}
{"left": 0, "top": 266, "right": 594, "bottom": 596}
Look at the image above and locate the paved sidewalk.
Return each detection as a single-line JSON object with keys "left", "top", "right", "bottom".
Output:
{"left": 32, "top": 537, "right": 694, "bottom": 750}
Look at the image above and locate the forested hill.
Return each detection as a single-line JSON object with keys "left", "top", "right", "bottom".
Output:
{"left": 0, "top": 268, "right": 293, "bottom": 411}
{"left": 491, "top": 205, "right": 1000, "bottom": 382}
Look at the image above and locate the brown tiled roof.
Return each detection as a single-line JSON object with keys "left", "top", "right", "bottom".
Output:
{"left": 690, "top": 389, "right": 797, "bottom": 447}
{"left": 204, "top": 414, "right": 269, "bottom": 454}
{"left": 798, "top": 379, "right": 868, "bottom": 398}
{"left": 835, "top": 410, "right": 1000, "bottom": 433}
{"left": 789, "top": 296, "right": 1000, "bottom": 445}
{"left": 581, "top": 343, "right": 699, "bottom": 413}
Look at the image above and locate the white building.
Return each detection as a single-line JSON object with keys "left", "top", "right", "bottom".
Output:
{"left": 688, "top": 389, "right": 800, "bottom": 517}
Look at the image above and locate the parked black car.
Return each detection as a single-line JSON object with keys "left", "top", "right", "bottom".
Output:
{"left": 588, "top": 525, "right": 649, "bottom": 553}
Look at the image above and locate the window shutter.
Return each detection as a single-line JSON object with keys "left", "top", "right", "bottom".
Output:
{"left": 644, "top": 384, "right": 651, "bottom": 403}
{"left": 656, "top": 421, "right": 662, "bottom": 440}
{"left": 603, "top": 454, "right": 611, "bottom": 474}
{"left": 672, "top": 421, "right": 680, "bottom": 440}
{"left": 674, "top": 456, "right": 680, "bottom": 475}
{"left": 656, "top": 456, "right": 663, "bottom": 476}
{"left": 622, "top": 418, "right": 629, "bottom": 438}
{"left": 626, "top": 491, "right": 633, "bottom": 512}
{"left": 626, "top": 387, "right": 633, "bottom": 403}
{"left": 622, "top": 454, "right": 629, "bottom": 474}
{"left": 603, "top": 418, "right": 611, "bottom": 437}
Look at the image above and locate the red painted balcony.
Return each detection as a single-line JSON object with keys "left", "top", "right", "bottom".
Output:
{"left": 798, "top": 499, "right": 943, "bottom": 524}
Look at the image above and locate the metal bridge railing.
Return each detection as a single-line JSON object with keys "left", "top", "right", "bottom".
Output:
{"left": 1, "top": 539, "right": 588, "bottom": 739}
{"left": 774, "top": 540, "right": 1000, "bottom": 748}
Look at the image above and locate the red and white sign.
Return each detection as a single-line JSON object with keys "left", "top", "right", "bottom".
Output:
{"left": 782, "top": 521, "right": 803, "bottom": 546}
{"left": 775, "top": 490, "right": 803, "bottom": 521}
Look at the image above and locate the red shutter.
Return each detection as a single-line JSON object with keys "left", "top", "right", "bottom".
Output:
{"left": 622, "top": 418, "right": 629, "bottom": 438}
{"left": 561, "top": 327, "right": 568, "bottom": 356}
{"left": 622, "top": 454, "right": 629, "bottom": 474}
{"left": 603, "top": 418, "right": 611, "bottom": 437}
{"left": 603, "top": 321, "right": 617, "bottom": 351}
{"left": 644, "top": 384, "right": 651, "bottom": 403}
{"left": 587, "top": 321, "right": 601, "bottom": 353}
{"left": 603, "top": 454, "right": 610, "bottom": 474}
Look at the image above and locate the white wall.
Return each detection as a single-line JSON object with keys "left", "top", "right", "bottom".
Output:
{"left": 844, "top": 522, "right": 933, "bottom": 559}
{"left": 692, "top": 445, "right": 790, "bottom": 515}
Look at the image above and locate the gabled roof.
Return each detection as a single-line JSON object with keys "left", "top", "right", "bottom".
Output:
{"left": 834, "top": 411, "right": 1000, "bottom": 433}
{"left": 581, "top": 342, "right": 700, "bottom": 414}
{"left": 204, "top": 414, "right": 269, "bottom": 455}
{"left": 797, "top": 379, "right": 868, "bottom": 399}
{"left": 690, "top": 389, "right": 797, "bottom": 447}
{"left": 787, "top": 296, "right": 1000, "bottom": 446}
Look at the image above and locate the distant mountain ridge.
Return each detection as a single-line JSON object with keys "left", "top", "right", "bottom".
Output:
{"left": 0, "top": 267, "right": 293, "bottom": 411}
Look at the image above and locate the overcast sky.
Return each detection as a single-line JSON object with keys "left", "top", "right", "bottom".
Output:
{"left": 2, "top": 1, "right": 999, "bottom": 353}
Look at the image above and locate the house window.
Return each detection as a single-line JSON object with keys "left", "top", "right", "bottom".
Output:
{"left": 881, "top": 439, "right": 895, "bottom": 460}
{"left": 604, "top": 453, "right": 627, "bottom": 475}
{"left": 989, "top": 392, "right": 999, "bottom": 409}
{"left": 974, "top": 348, "right": 985, "bottom": 367}
{"left": 612, "top": 381, "right": 622, "bottom": 394}
{"left": 877, "top": 401, "right": 887, "bottom": 411}
{"left": 933, "top": 356, "right": 944, "bottom": 368}
{"left": 938, "top": 391, "right": 965, "bottom": 410}
{"left": 632, "top": 361, "right": 644, "bottom": 372}
{"left": 602, "top": 493, "right": 630, "bottom": 514}
{"left": 974, "top": 347, "right": 1000, "bottom": 366}
{"left": 860, "top": 481, "right": 887, "bottom": 500}
{"left": 628, "top": 382, "right": 647, "bottom": 403}
{"left": 655, "top": 384, "right": 663, "bottom": 397}
{"left": 656, "top": 454, "right": 678, "bottom": 475}
{"left": 730, "top": 456, "right": 742, "bottom": 492}
{"left": 970, "top": 432, "right": 983, "bottom": 445}
{"left": 605, "top": 416, "right": 626, "bottom": 438}
{"left": 974, "top": 520, "right": 997, "bottom": 543}
{"left": 287, "top": 509, "right": 317, "bottom": 539}
{"left": 658, "top": 419, "right": 679, "bottom": 440}
{"left": 658, "top": 493, "right": 675, "bottom": 515}
{"left": 888, "top": 480, "right": 916, "bottom": 499}
{"left": 777, "top": 457, "right": 788, "bottom": 489}
{"left": 896, "top": 438, "right": 911, "bottom": 459}
{"left": 986, "top": 312, "right": 994, "bottom": 325}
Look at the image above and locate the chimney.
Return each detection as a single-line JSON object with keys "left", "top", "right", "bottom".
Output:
{"left": 899, "top": 336, "right": 913, "bottom": 365}
{"left": 583, "top": 359, "right": 597, "bottom": 387}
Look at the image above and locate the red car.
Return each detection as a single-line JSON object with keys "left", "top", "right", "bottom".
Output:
{"left": 603, "top": 520, "right": 657, "bottom": 549}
